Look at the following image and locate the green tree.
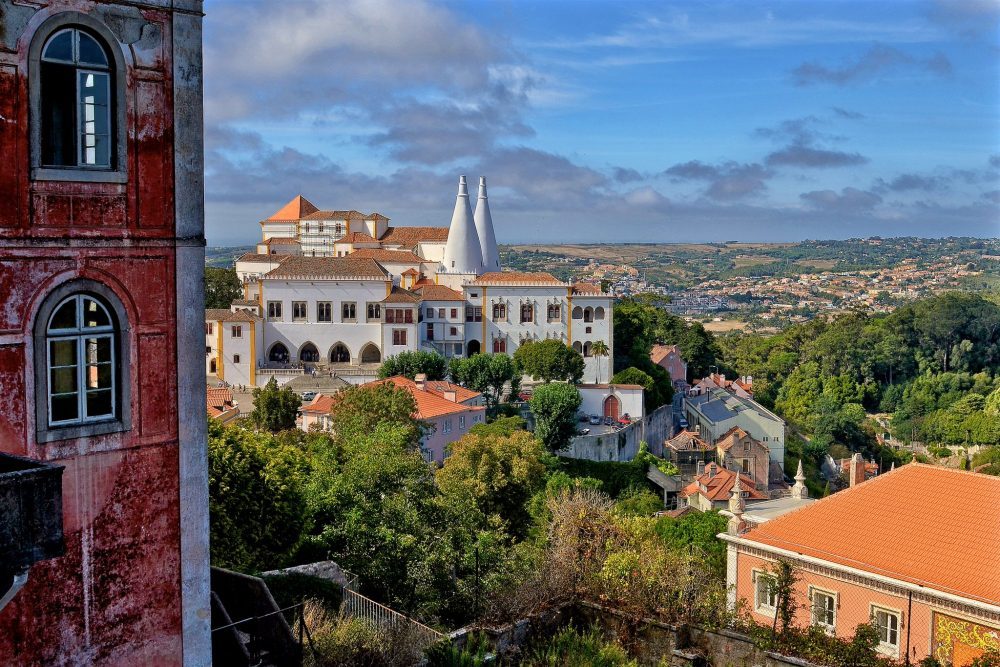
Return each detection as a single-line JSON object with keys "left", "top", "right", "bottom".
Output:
{"left": 327, "top": 383, "right": 425, "bottom": 449}
{"left": 249, "top": 377, "right": 303, "bottom": 432}
{"left": 377, "top": 350, "right": 448, "bottom": 381}
{"left": 610, "top": 366, "right": 654, "bottom": 390}
{"left": 514, "top": 339, "right": 585, "bottom": 384}
{"left": 208, "top": 419, "right": 310, "bottom": 571}
{"left": 205, "top": 266, "right": 242, "bottom": 309}
{"left": 591, "top": 340, "right": 610, "bottom": 384}
{"left": 450, "top": 353, "right": 520, "bottom": 410}
{"left": 436, "top": 428, "right": 548, "bottom": 539}
{"left": 529, "top": 382, "right": 582, "bottom": 452}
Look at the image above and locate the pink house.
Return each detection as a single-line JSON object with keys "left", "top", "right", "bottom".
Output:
{"left": 721, "top": 465, "right": 1000, "bottom": 666}
{"left": 299, "top": 376, "right": 486, "bottom": 464}
{"left": 650, "top": 344, "right": 688, "bottom": 385}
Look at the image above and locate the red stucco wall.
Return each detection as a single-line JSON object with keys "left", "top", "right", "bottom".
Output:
{"left": 0, "top": 2, "right": 186, "bottom": 664}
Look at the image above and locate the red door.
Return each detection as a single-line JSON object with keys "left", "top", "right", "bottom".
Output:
{"left": 603, "top": 395, "right": 620, "bottom": 420}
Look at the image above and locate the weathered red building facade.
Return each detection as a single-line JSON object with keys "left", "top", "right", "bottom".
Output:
{"left": 0, "top": 0, "right": 210, "bottom": 664}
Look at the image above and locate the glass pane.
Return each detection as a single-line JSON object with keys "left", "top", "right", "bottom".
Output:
{"left": 82, "top": 297, "right": 111, "bottom": 328}
{"left": 41, "top": 62, "right": 77, "bottom": 166}
{"left": 88, "top": 336, "right": 112, "bottom": 363}
{"left": 78, "top": 72, "right": 111, "bottom": 167}
{"left": 43, "top": 30, "right": 74, "bottom": 62}
{"left": 77, "top": 32, "right": 109, "bottom": 67}
{"left": 50, "top": 366, "right": 78, "bottom": 394}
{"left": 50, "top": 299, "right": 78, "bottom": 330}
{"left": 51, "top": 394, "right": 79, "bottom": 423}
{"left": 50, "top": 339, "right": 78, "bottom": 366}
{"left": 86, "top": 362, "right": 112, "bottom": 390}
{"left": 86, "top": 389, "right": 113, "bottom": 417}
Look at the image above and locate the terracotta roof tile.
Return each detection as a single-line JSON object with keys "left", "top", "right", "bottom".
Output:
{"left": 369, "top": 376, "right": 485, "bottom": 419}
{"left": 236, "top": 252, "right": 292, "bottom": 263}
{"left": 264, "top": 256, "right": 389, "bottom": 280}
{"left": 681, "top": 463, "right": 766, "bottom": 502}
{"left": 205, "top": 309, "right": 257, "bottom": 322}
{"left": 264, "top": 237, "right": 300, "bottom": 245}
{"left": 267, "top": 195, "right": 318, "bottom": 221}
{"left": 300, "top": 394, "right": 336, "bottom": 415}
{"left": 381, "top": 286, "right": 421, "bottom": 303}
{"left": 380, "top": 226, "right": 450, "bottom": 249}
{"left": 302, "top": 209, "right": 366, "bottom": 221}
{"left": 413, "top": 284, "right": 465, "bottom": 302}
{"left": 741, "top": 464, "right": 1000, "bottom": 604}
{"left": 471, "top": 271, "right": 564, "bottom": 286}
{"left": 665, "top": 430, "right": 712, "bottom": 452}
{"left": 572, "top": 282, "right": 604, "bottom": 295}
{"left": 650, "top": 344, "right": 682, "bottom": 365}
{"left": 348, "top": 249, "right": 424, "bottom": 263}
{"left": 339, "top": 231, "right": 378, "bottom": 244}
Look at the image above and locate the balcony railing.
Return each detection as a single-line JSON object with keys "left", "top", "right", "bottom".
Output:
{"left": 0, "top": 453, "right": 64, "bottom": 572}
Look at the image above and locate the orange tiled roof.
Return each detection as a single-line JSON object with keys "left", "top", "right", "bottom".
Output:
{"left": 267, "top": 195, "right": 318, "bottom": 221}
{"left": 205, "top": 309, "right": 257, "bottom": 322}
{"left": 650, "top": 344, "right": 682, "bottom": 365}
{"left": 414, "top": 284, "right": 465, "bottom": 302}
{"left": 681, "top": 463, "right": 767, "bottom": 502}
{"left": 264, "top": 237, "right": 300, "bottom": 245}
{"left": 302, "top": 209, "right": 366, "bottom": 221}
{"left": 572, "top": 282, "right": 604, "bottom": 295}
{"left": 380, "top": 226, "right": 450, "bottom": 248}
{"left": 339, "top": 231, "right": 378, "bottom": 244}
{"left": 471, "top": 271, "right": 563, "bottom": 285}
{"left": 236, "top": 252, "right": 292, "bottom": 263}
{"left": 348, "top": 249, "right": 424, "bottom": 263}
{"left": 381, "top": 286, "right": 421, "bottom": 303}
{"left": 741, "top": 464, "right": 1000, "bottom": 605}
{"left": 422, "top": 380, "right": 481, "bottom": 404}
{"left": 665, "top": 429, "right": 712, "bottom": 452}
{"left": 369, "top": 376, "right": 485, "bottom": 419}
{"left": 300, "top": 394, "right": 336, "bottom": 415}
{"left": 264, "top": 256, "right": 388, "bottom": 280}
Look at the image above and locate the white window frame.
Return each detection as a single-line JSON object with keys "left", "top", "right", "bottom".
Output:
{"left": 459, "top": 415, "right": 466, "bottom": 429}
{"left": 317, "top": 301, "right": 332, "bottom": 322}
{"left": 809, "top": 586, "right": 837, "bottom": 633}
{"left": 46, "top": 294, "right": 116, "bottom": 427}
{"left": 752, "top": 570, "right": 778, "bottom": 617}
{"left": 870, "top": 605, "right": 901, "bottom": 657}
{"left": 342, "top": 301, "right": 357, "bottom": 322}
{"left": 267, "top": 301, "right": 282, "bottom": 321}
{"left": 292, "top": 301, "right": 307, "bottom": 322}
{"left": 443, "top": 419, "right": 452, "bottom": 434}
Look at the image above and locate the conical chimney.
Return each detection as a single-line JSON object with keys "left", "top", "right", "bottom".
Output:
{"left": 474, "top": 176, "right": 501, "bottom": 271}
{"left": 441, "top": 176, "right": 484, "bottom": 275}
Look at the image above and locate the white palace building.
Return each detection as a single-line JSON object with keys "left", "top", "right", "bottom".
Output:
{"left": 206, "top": 176, "right": 614, "bottom": 387}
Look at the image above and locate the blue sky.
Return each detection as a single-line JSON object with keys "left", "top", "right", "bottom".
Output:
{"left": 202, "top": 0, "right": 999, "bottom": 245}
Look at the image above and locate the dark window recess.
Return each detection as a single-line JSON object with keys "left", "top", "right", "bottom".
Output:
{"left": 40, "top": 28, "right": 114, "bottom": 169}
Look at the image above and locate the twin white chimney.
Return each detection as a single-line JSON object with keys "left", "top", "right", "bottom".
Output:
{"left": 441, "top": 175, "right": 501, "bottom": 275}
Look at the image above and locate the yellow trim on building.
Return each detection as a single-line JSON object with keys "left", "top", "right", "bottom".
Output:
{"left": 386, "top": 280, "right": 392, "bottom": 297}
{"left": 216, "top": 322, "right": 224, "bottom": 381}
{"left": 249, "top": 323, "right": 256, "bottom": 387}
{"left": 566, "top": 288, "right": 574, "bottom": 345}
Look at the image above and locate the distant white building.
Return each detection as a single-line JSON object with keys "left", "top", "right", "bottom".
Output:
{"left": 206, "top": 177, "right": 614, "bottom": 386}
{"left": 683, "top": 384, "right": 786, "bottom": 466}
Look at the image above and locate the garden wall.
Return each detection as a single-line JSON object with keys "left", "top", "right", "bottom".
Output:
{"left": 563, "top": 403, "right": 674, "bottom": 462}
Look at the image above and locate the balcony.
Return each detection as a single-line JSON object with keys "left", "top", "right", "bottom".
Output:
{"left": 1, "top": 453, "right": 64, "bottom": 610}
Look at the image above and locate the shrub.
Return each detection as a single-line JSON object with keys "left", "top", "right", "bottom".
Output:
{"left": 523, "top": 625, "right": 637, "bottom": 667}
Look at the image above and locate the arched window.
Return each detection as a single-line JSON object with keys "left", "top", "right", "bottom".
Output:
{"left": 268, "top": 342, "right": 289, "bottom": 363}
{"left": 572, "top": 306, "right": 583, "bottom": 320}
{"left": 329, "top": 342, "right": 351, "bottom": 363}
{"left": 41, "top": 27, "right": 114, "bottom": 168}
{"left": 359, "top": 343, "right": 381, "bottom": 364}
{"left": 299, "top": 342, "right": 319, "bottom": 363}
{"left": 594, "top": 307, "right": 606, "bottom": 320}
{"left": 583, "top": 341, "right": 592, "bottom": 357}
{"left": 572, "top": 341, "right": 583, "bottom": 354}
{"left": 45, "top": 293, "right": 117, "bottom": 425}
{"left": 583, "top": 307, "right": 593, "bottom": 323}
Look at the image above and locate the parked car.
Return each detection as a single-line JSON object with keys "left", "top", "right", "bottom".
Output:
{"left": 301, "top": 391, "right": 316, "bottom": 401}
{"left": 618, "top": 415, "right": 632, "bottom": 425}
{"left": 579, "top": 412, "right": 591, "bottom": 422}
{"left": 589, "top": 415, "right": 602, "bottom": 425}
{"left": 678, "top": 417, "right": 689, "bottom": 429}
{"left": 580, "top": 428, "right": 591, "bottom": 436}
{"left": 603, "top": 416, "right": 614, "bottom": 426}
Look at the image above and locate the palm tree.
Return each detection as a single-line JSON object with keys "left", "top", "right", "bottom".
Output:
{"left": 591, "top": 340, "right": 609, "bottom": 384}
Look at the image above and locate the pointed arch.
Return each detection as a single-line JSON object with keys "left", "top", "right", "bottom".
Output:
{"left": 359, "top": 343, "right": 382, "bottom": 364}
{"left": 328, "top": 342, "right": 351, "bottom": 363}
{"left": 268, "top": 342, "right": 290, "bottom": 363}
{"left": 603, "top": 395, "right": 620, "bottom": 420}
{"left": 572, "top": 341, "right": 583, "bottom": 354}
{"left": 572, "top": 306, "right": 583, "bottom": 320}
{"left": 299, "top": 342, "right": 319, "bottom": 363}
{"left": 466, "top": 339, "right": 481, "bottom": 357}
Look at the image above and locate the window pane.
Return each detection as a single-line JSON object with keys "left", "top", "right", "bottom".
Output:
{"left": 50, "top": 299, "right": 78, "bottom": 330}
{"left": 85, "top": 336, "right": 112, "bottom": 363}
{"left": 78, "top": 71, "right": 111, "bottom": 166}
{"left": 43, "top": 30, "right": 74, "bottom": 62}
{"left": 86, "top": 362, "right": 112, "bottom": 390}
{"left": 50, "top": 339, "right": 77, "bottom": 366}
{"left": 50, "top": 366, "right": 78, "bottom": 394}
{"left": 41, "top": 63, "right": 78, "bottom": 166}
{"left": 82, "top": 297, "right": 111, "bottom": 328}
{"left": 51, "top": 394, "right": 79, "bottom": 422}
{"left": 77, "top": 32, "right": 109, "bottom": 67}
{"left": 86, "top": 389, "right": 113, "bottom": 417}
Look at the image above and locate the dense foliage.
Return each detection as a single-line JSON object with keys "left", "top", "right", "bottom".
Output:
{"left": 450, "top": 353, "right": 520, "bottom": 411}
{"left": 204, "top": 266, "right": 242, "bottom": 309}
{"left": 513, "top": 339, "right": 585, "bottom": 384}
{"left": 378, "top": 350, "right": 449, "bottom": 381}
{"left": 529, "top": 382, "right": 583, "bottom": 452}
{"left": 249, "top": 377, "right": 303, "bottom": 432}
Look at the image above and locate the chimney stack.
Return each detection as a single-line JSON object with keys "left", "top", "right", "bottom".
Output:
{"left": 849, "top": 453, "right": 865, "bottom": 487}
{"left": 791, "top": 459, "right": 808, "bottom": 500}
{"left": 727, "top": 473, "right": 746, "bottom": 535}
{"left": 697, "top": 461, "right": 706, "bottom": 477}
{"left": 414, "top": 373, "right": 427, "bottom": 390}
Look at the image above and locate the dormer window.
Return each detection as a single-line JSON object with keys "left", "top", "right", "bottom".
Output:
{"left": 41, "top": 27, "right": 114, "bottom": 168}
